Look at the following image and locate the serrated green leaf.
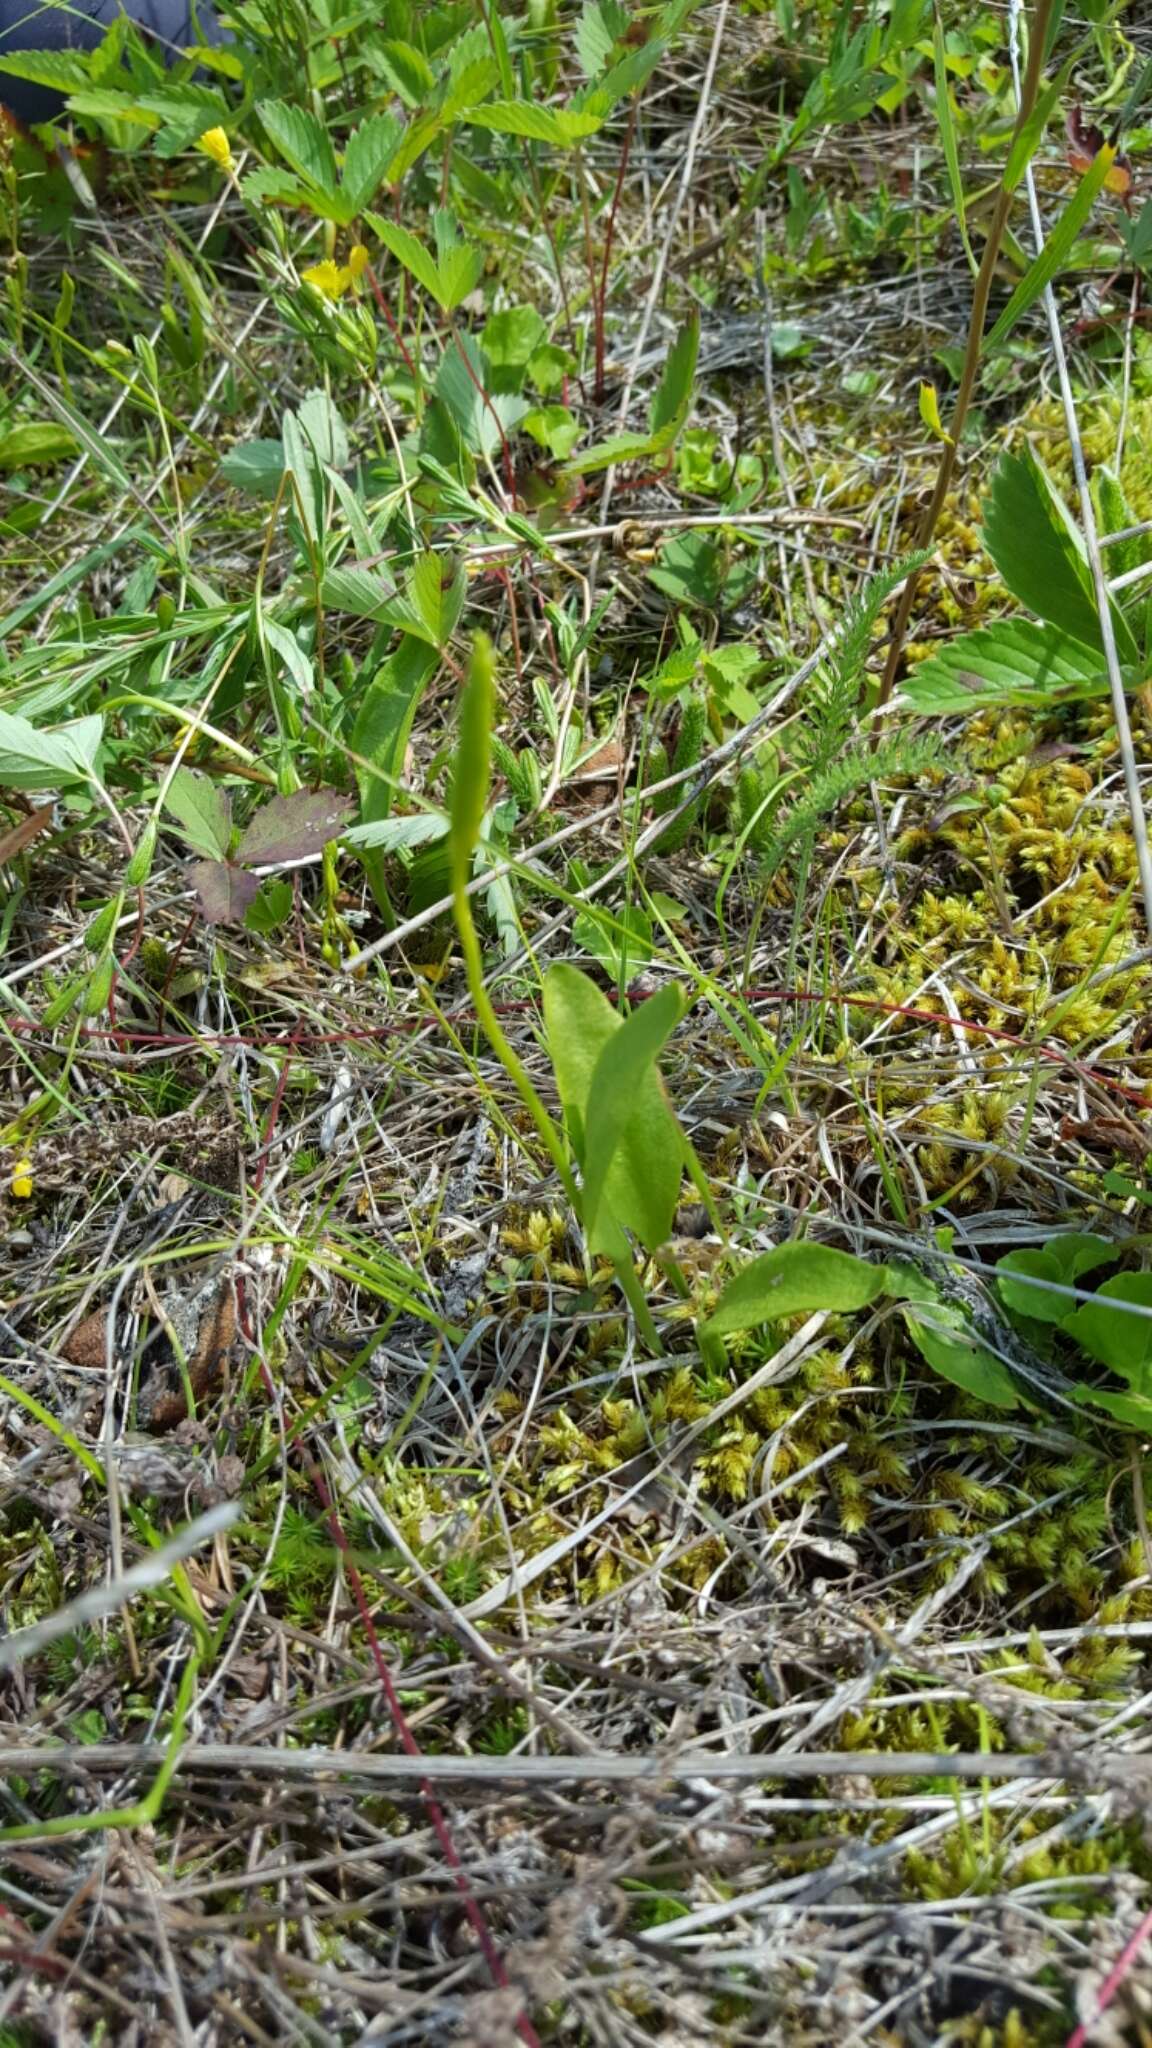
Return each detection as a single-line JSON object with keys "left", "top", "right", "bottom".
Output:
{"left": 341, "top": 112, "right": 403, "bottom": 213}
{"left": 902, "top": 620, "right": 1108, "bottom": 713}
{"left": 258, "top": 98, "right": 338, "bottom": 195}
{"left": 466, "top": 100, "right": 604, "bottom": 143}
{"left": 438, "top": 242, "right": 485, "bottom": 310}
{"left": 370, "top": 39, "right": 435, "bottom": 107}
{"left": 983, "top": 449, "right": 1137, "bottom": 659}
{"left": 369, "top": 216, "right": 446, "bottom": 306}
{"left": 162, "top": 767, "right": 233, "bottom": 860}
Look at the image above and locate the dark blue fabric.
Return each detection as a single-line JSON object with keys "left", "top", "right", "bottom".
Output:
{"left": 0, "top": 0, "right": 226, "bottom": 123}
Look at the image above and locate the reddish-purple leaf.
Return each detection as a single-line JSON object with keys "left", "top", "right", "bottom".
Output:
{"left": 235, "top": 788, "right": 355, "bottom": 867}
{"left": 188, "top": 859, "right": 262, "bottom": 925}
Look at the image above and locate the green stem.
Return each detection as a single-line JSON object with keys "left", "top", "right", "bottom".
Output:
{"left": 876, "top": 0, "right": 1056, "bottom": 709}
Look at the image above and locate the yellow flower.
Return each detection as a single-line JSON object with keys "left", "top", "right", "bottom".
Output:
{"left": 10, "top": 1159, "right": 33, "bottom": 1200}
{"left": 302, "top": 246, "right": 370, "bottom": 301}
{"left": 196, "top": 126, "right": 235, "bottom": 175}
{"left": 302, "top": 258, "right": 348, "bottom": 300}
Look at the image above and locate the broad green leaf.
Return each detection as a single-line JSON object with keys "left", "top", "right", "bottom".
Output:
{"left": 649, "top": 315, "right": 699, "bottom": 445}
{"left": 163, "top": 767, "right": 233, "bottom": 860}
{"left": 996, "top": 1249, "right": 1069, "bottom": 1325}
{"left": 564, "top": 429, "right": 656, "bottom": 478}
{"left": 341, "top": 112, "right": 403, "bottom": 211}
{"left": 369, "top": 216, "right": 446, "bottom": 306}
{"left": 220, "top": 438, "right": 285, "bottom": 498}
{"left": 410, "top": 552, "right": 466, "bottom": 648}
{"left": 483, "top": 307, "right": 548, "bottom": 373}
{"left": 998, "top": 1235, "right": 1115, "bottom": 1325}
{"left": 435, "top": 334, "right": 528, "bottom": 457}
{"left": 449, "top": 635, "right": 496, "bottom": 886}
{"left": 351, "top": 637, "right": 440, "bottom": 825}
{"left": 1072, "top": 1384, "right": 1152, "bottom": 1431}
{"left": 466, "top": 100, "right": 603, "bottom": 144}
{"left": 986, "top": 146, "right": 1115, "bottom": 350}
{"left": 0, "top": 710, "right": 102, "bottom": 790}
{"left": 262, "top": 617, "right": 315, "bottom": 697}
{"left": 708, "top": 1242, "right": 889, "bottom": 1335}
{"left": 321, "top": 565, "right": 400, "bottom": 620}
{"left": 543, "top": 963, "right": 681, "bottom": 1255}
{"left": 1065, "top": 1273, "right": 1152, "bottom": 1384}
{"left": 344, "top": 812, "right": 449, "bottom": 852}
{"left": 902, "top": 620, "right": 1108, "bottom": 713}
{"left": 293, "top": 389, "right": 350, "bottom": 472}
{"left": 258, "top": 99, "right": 338, "bottom": 195}
{"left": 573, "top": 904, "right": 653, "bottom": 979}
{"left": 903, "top": 1301, "right": 1020, "bottom": 1408}
{"left": 523, "top": 406, "right": 581, "bottom": 460}
{"left": 0, "top": 423, "right": 78, "bottom": 468}
{"left": 983, "top": 449, "right": 1137, "bottom": 660}
{"left": 582, "top": 984, "right": 686, "bottom": 1251}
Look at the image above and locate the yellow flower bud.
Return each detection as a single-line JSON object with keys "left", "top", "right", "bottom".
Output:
{"left": 346, "top": 243, "right": 369, "bottom": 282}
{"left": 196, "top": 127, "right": 235, "bottom": 174}
{"left": 10, "top": 1159, "right": 33, "bottom": 1200}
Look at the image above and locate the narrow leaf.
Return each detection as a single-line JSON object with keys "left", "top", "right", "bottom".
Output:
{"left": 449, "top": 635, "right": 496, "bottom": 887}
{"left": 649, "top": 315, "right": 699, "bottom": 444}
{"left": 351, "top": 636, "right": 440, "bottom": 825}
{"left": 987, "top": 144, "right": 1115, "bottom": 350}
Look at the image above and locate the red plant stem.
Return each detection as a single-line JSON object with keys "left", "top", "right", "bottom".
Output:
{"left": 363, "top": 262, "right": 419, "bottom": 379}
{"left": 489, "top": 562, "right": 524, "bottom": 687}
{"left": 304, "top": 1454, "right": 541, "bottom": 2048}
{"left": 236, "top": 1050, "right": 540, "bottom": 2048}
{"left": 595, "top": 99, "right": 638, "bottom": 402}
{"left": 1065, "top": 1900, "right": 1152, "bottom": 2048}
{"left": 15, "top": 989, "right": 1151, "bottom": 1107}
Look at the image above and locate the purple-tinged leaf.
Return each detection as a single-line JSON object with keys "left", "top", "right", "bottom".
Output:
{"left": 188, "top": 859, "right": 261, "bottom": 925}
{"left": 235, "top": 788, "right": 355, "bottom": 867}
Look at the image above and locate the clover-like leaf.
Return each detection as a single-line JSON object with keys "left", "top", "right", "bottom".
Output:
{"left": 235, "top": 789, "right": 354, "bottom": 867}
{"left": 187, "top": 859, "right": 261, "bottom": 925}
